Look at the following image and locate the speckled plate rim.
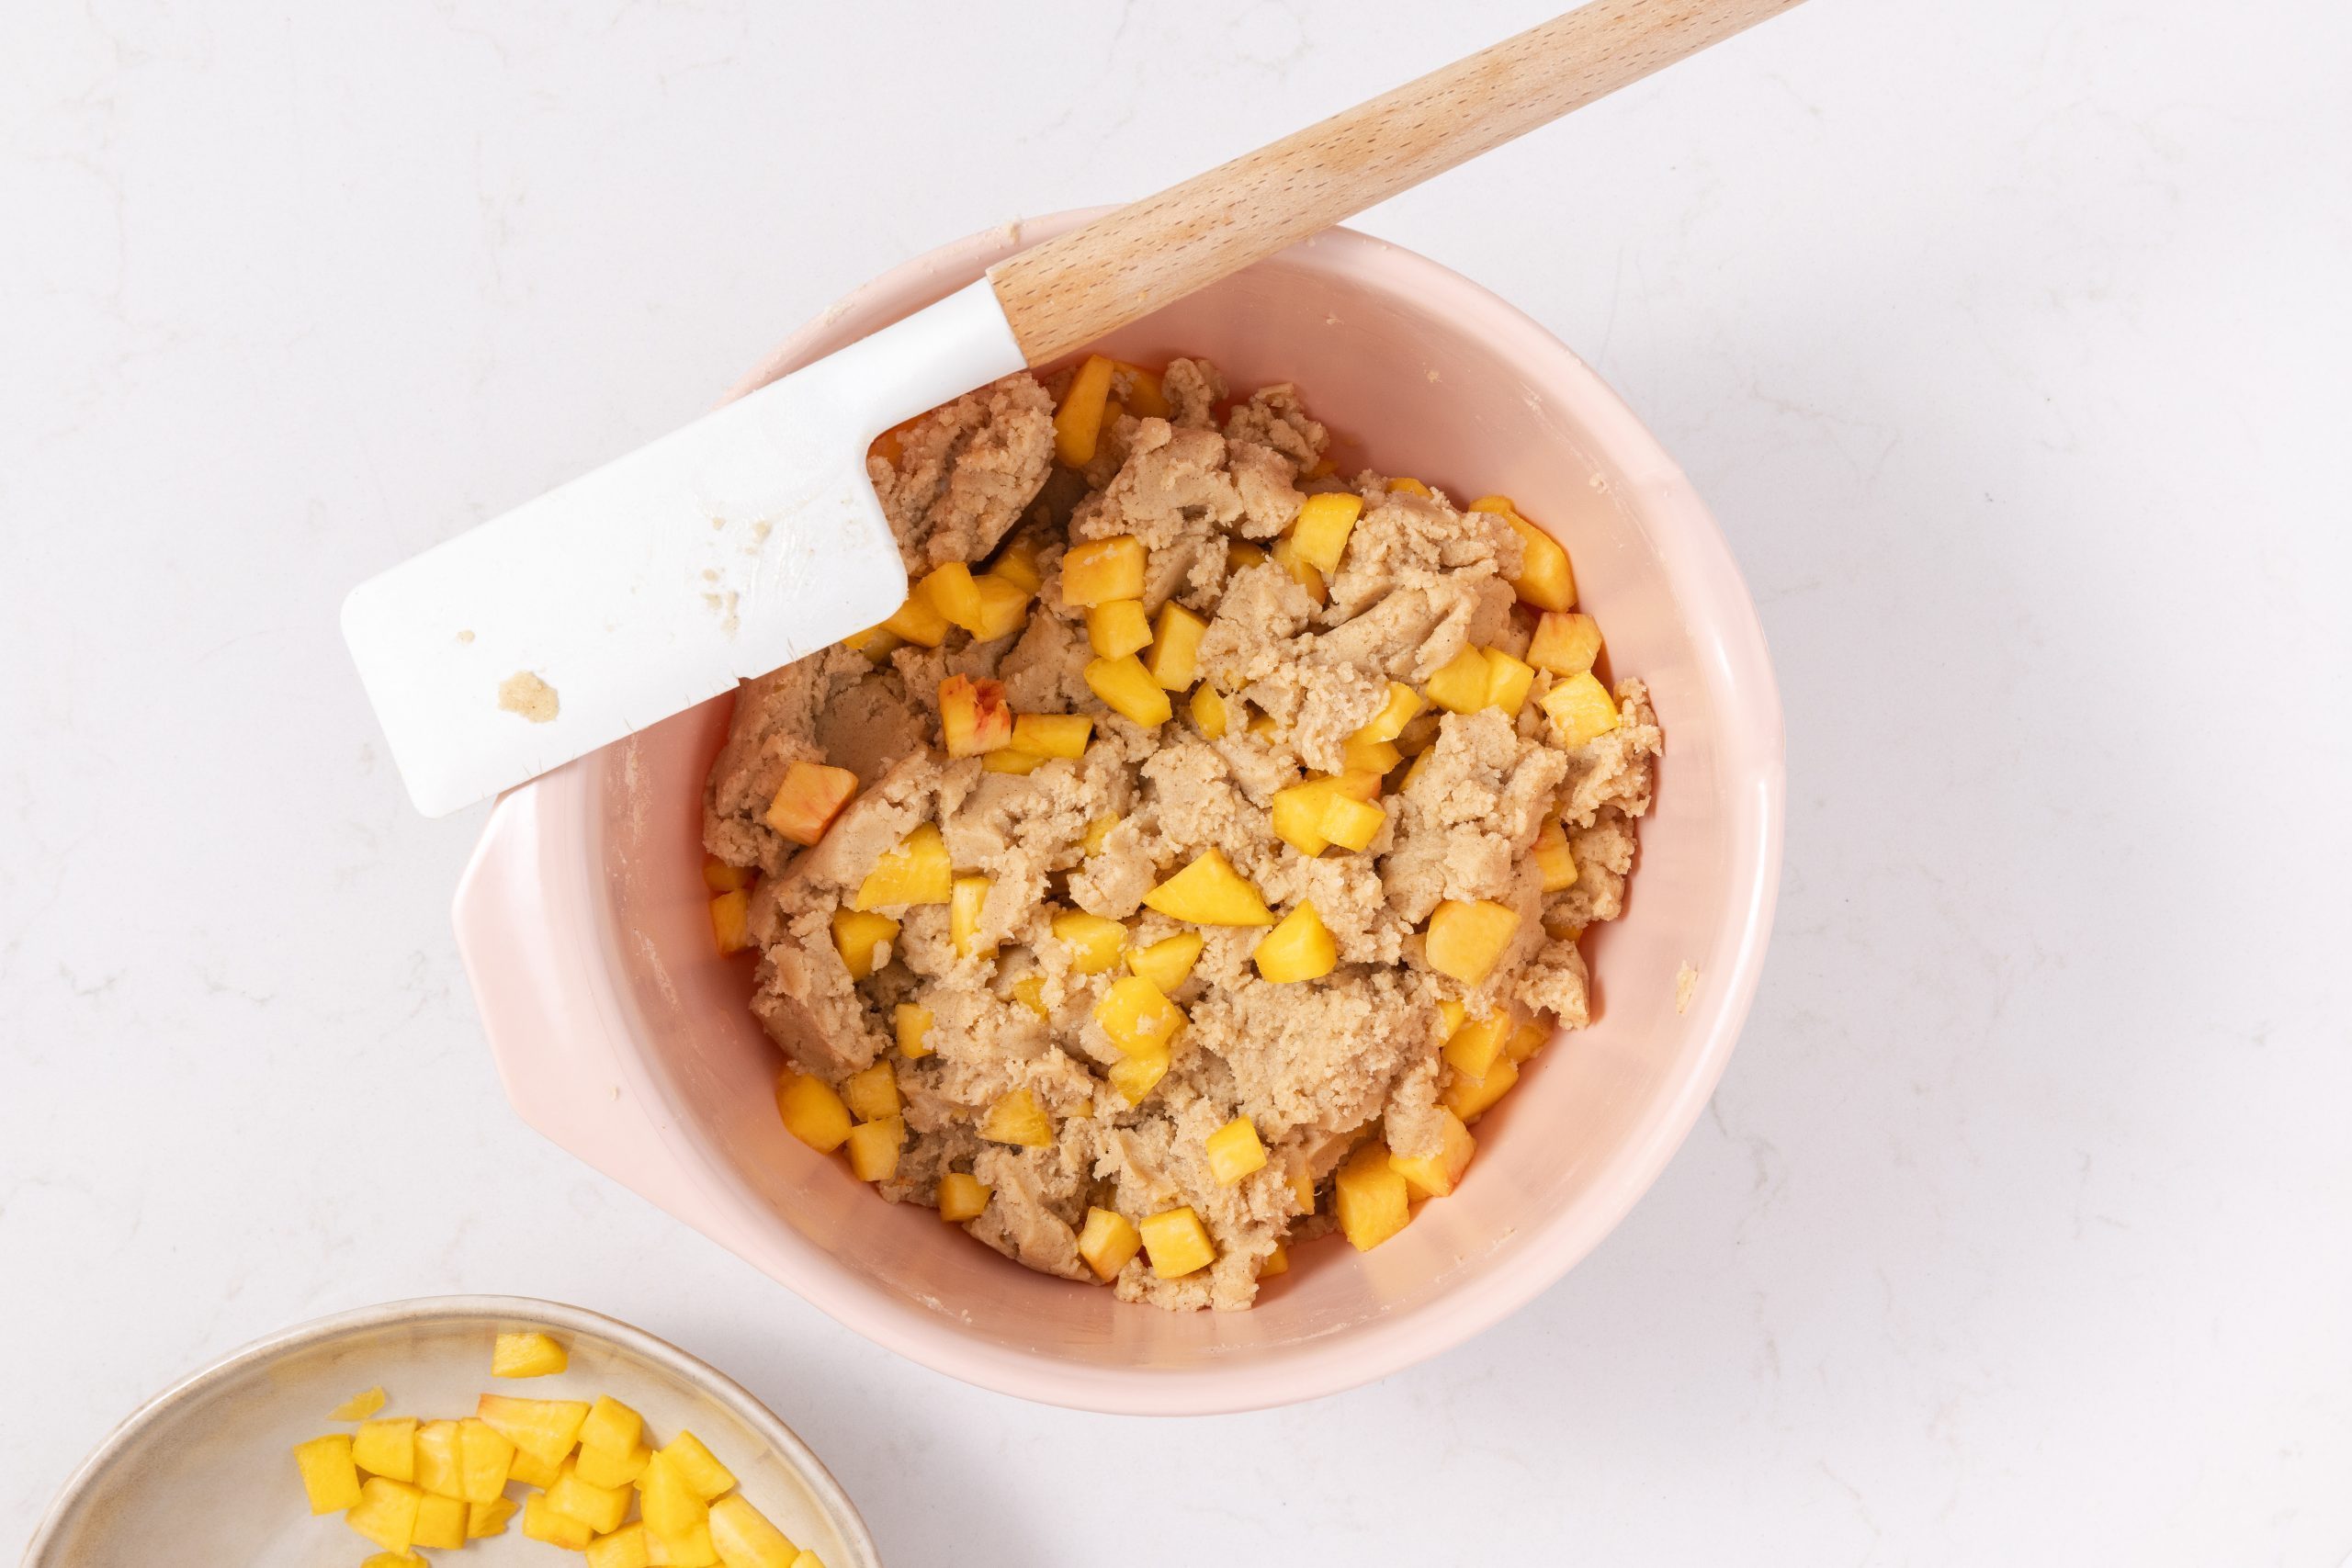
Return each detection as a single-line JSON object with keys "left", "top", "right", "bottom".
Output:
{"left": 18, "top": 1294, "right": 880, "bottom": 1568}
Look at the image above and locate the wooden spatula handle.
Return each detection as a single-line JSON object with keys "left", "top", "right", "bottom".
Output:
{"left": 988, "top": 0, "right": 1804, "bottom": 367}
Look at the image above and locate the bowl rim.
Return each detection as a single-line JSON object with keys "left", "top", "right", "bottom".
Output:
{"left": 459, "top": 214, "right": 1785, "bottom": 1416}
{"left": 19, "top": 1293, "right": 880, "bottom": 1568}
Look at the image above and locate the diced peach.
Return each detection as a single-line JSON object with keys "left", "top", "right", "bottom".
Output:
{"left": 575, "top": 1438, "right": 650, "bottom": 1490}
{"left": 587, "top": 1521, "right": 653, "bottom": 1568}
{"left": 708, "top": 890, "right": 752, "bottom": 955}
{"left": 829, "top": 908, "right": 899, "bottom": 979}
{"left": 413, "top": 1418, "right": 463, "bottom": 1498}
{"left": 1424, "top": 898, "right": 1520, "bottom": 984}
{"left": 763, "top": 761, "right": 858, "bottom": 846}
{"left": 1259, "top": 1242, "right": 1291, "bottom": 1277}
{"left": 1253, "top": 901, "right": 1337, "bottom": 983}
{"left": 840, "top": 1061, "right": 900, "bottom": 1123}
{"left": 915, "top": 562, "right": 987, "bottom": 634}
{"left": 1077, "top": 1206, "right": 1143, "bottom": 1280}
{"left": 1271, "top": 779, "right": 1337, "bottom": 857}
{"left": 359, "top": 1553, "right": 426, "bottom": 1568}
{"left": 879, "top": 591, "right": 949, "bottom": 649}
{"left": 1534, "top": 818, "right": 1577, "bottom": 892}
{"left": 637, "top": 1450, "right": 709, "bottom": 1544}
{"left": 1353, "top": 681, "right": 1425, "bottom": 743}
{"left": 1340, "top": 734, "right": 1403, "bottom": 774}
{"left": 981, "top": 1088, "right": 1053, "bottom": 1147}
{"left": 1506, "top": 1018, "right": 1552, "bottom": 1063}
{"left": 1317, "top": 792, "right": 1385, "bottom": 852}
{"left": 1385, "top": 476, "right": 1431, "bottom": 496}
{"left": 1442, "top": 1010, "right": 1515, "bottom": 1078}
{"left": 1226, "top": 539, "right": 1269, "bottom": 571}
{"left": 1085, "top": 598, "right": 1153, "bottom": 659}
{"left": 467, "top": 1496, "right": 518, "bottom": 1540}
{"left": 1484, "top": 647, "right": 1536, "bottom": 714}
{"left": 1540, "top": 670, "right": 1620, "bottom": 746}
{"left": 1009, "top": 973, "right": 1050, "bottom": 1018}
{"left": 659, "top": 1430, "right": 737, "bottom": 1499}
{"left": 1246, "top": 705, "right": 1279, "bottom": 741}
{"left": 1268, "top": 536, "right": 1328, "bottom": 604}
{"left": 936, "top": 1171, "right": 992, "bottom": 1222}
{"left": 1470, "top": 495, "right": 1577, "bottom": 611}
{"left": 1125, "top": 931, "right": 1204, "bottom": 994}
{"left": 1527, "top": 610, "right": 1602, "bottom": 676}
{"left": 292, "top": 1433, "right": 363, "bottom": 1514}
{"left": 330, "top": 1385, "right": 388, "bottom": 1421}
{"left": 646, "top": 1518, "right": 720, "bottom": 1567}
{"left": 774, "top": 1068, "right": 854, "bottom": 1154}
{"left": 1390, "top": 1111, "right": 1476, "bottom": 1198}
{"left": 1437, "top": 998, "right": 1466, "bottom": 1037}
{"left": 1138, "top": 1206, "right": 1216, "bottom": 1278}
{"left": 1054, "top": 355, "right": 1117, "bottom": 468}
{"left": 487, "top": 1332, "right": 568, "bottom": 1380}
{"left": 840, "top": 623, "right": 902, "bottom": 663}
{"left": 852, "top": 822, "right": 953, "bottom": 909}
{"left": 1093, "top": 974, "right": 1186, "bottom": 1054}
{"left": 1423, "top": 643, "right": 1493, "bottom": 715}
{"left": 894, "top": 1001, "right": 933, "bottom": 1058}
{"left": 950, "top": 874, "right": 992, "bottom": 959}
{"left": 346, "top": 1476, "right": 424, "bottom": 1553}
{"left": 524, "top": 1492, "right": 597, "bottom": 1550}
{"left": 413, "top": 1492, "right": 468, "bottom": 1551}
{"left": 1083, "top": 653, "right": 1172, "bottom": 727}
{"left": 1335, "top": 1141, "right": 1411, "bottom": 1251}
{"left": 709, "top": 1494, "right": 802, "bottom": 1568}
{"left": 1107, "top": 1046, "right": 1171, "bottom": 1105}
{"left": 939, "top": 673, "right": 1013, "bottom": 756}
{"left": 970, "top": 571, "right": 1032, "bottom": 640}
{"left": 1187, "top": 683, "right": 1227, "bottom": 738}
{"left": 1144, "top": 848, "right": 1273, "bottom": 926}
{"left": 702, "top": 856, "right": 752, "bottom": 895}
{"left": 1145, "top": 601, "right": 1207, "bottom": 690}
{"left": 1289, "top": 491, "right": 1363, "bottom": 572}
{"left": 1442, "top": 1054, "right": 1521, "bottom": 1122}
{"left": 1050, "top": 909, "right": 1127, "bottom": 973}
{"left": 1060, "top": 536, "right": 1148, "bottom": 606}
{"left": 548, "top": 1460, "right": 630, "bottom": 1534}
{"left": 1083, "top": 814, "right": 1122, "bottom": 855}
{"left": 457, "top": 1416, "right": 514, "bottom": 1503}
{"left": 981, "top": 748, "right": 1043, "bottom": 775}
{"left": 1204, "top": 1117, "right": 1268, "bottom": 1185}
{"left": 507, "top": 1446, "right": 562, "bottom": 1488}
{"left": 474, "top": 1394, "right": 590, "bottom": 1466}
{"left": 1011, "top": 712, "right": 1092, "bottom": 759}
{"left": 987, "top": 537, "right": 1044, "bottom": 593}
{"left": 846, "top": 1115, "right": 904, "bottom": 1181}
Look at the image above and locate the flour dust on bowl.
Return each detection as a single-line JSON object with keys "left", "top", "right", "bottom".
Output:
{"left": 455, "top": 213, "right": 1785, "bottom": 1416}
{"left": 22, "top": 1295, "right": 878, "bottom": 1567}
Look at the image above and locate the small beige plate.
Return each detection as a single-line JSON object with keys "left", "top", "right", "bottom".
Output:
{"left": 22, "top": 1295, "right": 880, "bottom": 1568}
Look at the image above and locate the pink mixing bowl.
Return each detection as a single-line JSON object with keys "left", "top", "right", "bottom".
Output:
{"left": 455, "top": 212, "right": 1784, "bottom": 1415}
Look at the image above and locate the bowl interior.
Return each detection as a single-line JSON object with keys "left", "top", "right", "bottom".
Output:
{"left": 28, "top": 1297, "right": 876, "bottom": 1567}
{"left": 581, "top": 220, "right": 1778, "bottom": 1404}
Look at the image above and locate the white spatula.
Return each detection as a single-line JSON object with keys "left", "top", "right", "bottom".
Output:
{"left": 344, "top": 0, "right": 1802, "bottom": 817}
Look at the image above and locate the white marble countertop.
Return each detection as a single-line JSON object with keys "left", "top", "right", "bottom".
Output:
{"left": 6, "top": 1, "right": 2347, "bottom": 1562}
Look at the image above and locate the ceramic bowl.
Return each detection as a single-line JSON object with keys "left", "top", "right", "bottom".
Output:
{"left": 452, "top": 213, "right": 1784, "bottom": 1416}
{"left": 22, "top": 1295, "right": 878, "bottom": 1566}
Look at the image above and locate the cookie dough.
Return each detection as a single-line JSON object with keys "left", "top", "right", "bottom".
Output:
{"left": 704, "top": 359, "right": 1662, "bottom": 1311}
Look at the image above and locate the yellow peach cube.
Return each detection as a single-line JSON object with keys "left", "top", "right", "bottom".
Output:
{"left": 852, "top": 821, "right": 953, "bottom": 909}
{"left": 467, "top": 1496, "right": 518, "bottom": 1540}
{"left": 474, "top": 1393, "right": 590, "bottom": 1465}
{"left": 1204, "top": 1117, "right": 1268, "bottom": 1185}
{"left": 987, "top": 537, "right": 1043, "bottom": 593}
{"left": 506, "top": 1446, "right": 561, "bottom": 1488}
{"left": 1012, "top": 712, "right": 1092, "bottom": 758}
{"left": 1114, "top": 361, "right": 1171, "bottom": 419}
{"left": 829, "top": 908, "right": 899, "bottom": 979}
{"left": 936, "top": 1171, "right": 992, "bottom": 1222}
{"left": 915, "top": 562, "right": 987, "bottom": 635}
{"left": 879, "top": 591, "right": 949, "bottom": 649}
{"left": 1269, "top": 536, "right": 1328, "bottom": 604}
{"left": 292, "top": 1433, "right": 363, "bottom": 1513}
{"left": 1187, "top": 683, "right": 1228, "bottom": 738}
{"left": 1442, "top": 1010, "right": 1515, "bottom": 1078}
{"left": 659, "top": 1430, "right": 737, "bottom": 1499}
{"left": 841, "top": 1061, "right": 900, "bottom": 1122}
{"left": 1483, "top": 647, "right": 1536, "bottom": 713}
{"left": 763, "top": 761, "right": 858, "bottom": 846}
{"left": 1253, "top": 901, "right": 1337, "bottom": 983}
{"left": 1139, "top": 1206, "right": 1217, "bottom": 1279}
{"left": 981, "top": 1088, "right": 1054, "bottom": 1147}
{"left": 939, "top": 673, "right": 1013, "bottom": 756}
{"left": 708, "top": 890, "right": 752, "bottom": 955}
{"left": 702, "top": 855, "right": 752, "bottom": 895}
{"left": 1504, "top": 514, "right": 1576, "bottom": 611}
{"left": 1009, "top": 973, "right": 1050, "bottom": 1019}
{"left": 1050, "top": 909, "right": 1127, "bottom": 973}
{"left": 894, "top": 1002, "right": 933, "bottom": 1058}
{"left": 413, "top": 1418, "right": 463, "bottom": 1498}
{"left": 1085, "top": 598, "right": 1153, "bottom": 659}
{"left": 359, "top": 1554, "right": 426, "bottom": 1568}
{"left": 983, "top": 758, "right": 1040, "bottom": 788}
{"left": 709, "top": 1494, "right": 802, "bottom": 1568}
{"left": 1506, "top": 1018, "right": 1552, "bottom": 1063}
{"left": 1317, "top": 791, "right": 1385, "bottom": 852}
{"left": 523, "top": 1492, "right": 597, "bottom": 1550}
{"left": 1354, "top": 681, "right": 1425, "bottom": 743}
{"left": 574, "top": 1439, "right": 650, "bottom": 1490}
{"left": 1054, "top": 354, "right": 1117, "bottom": 468}
{"left": 1270, "top": 779, "right": 1337, "bottom": 856}
{"left": 1145, "top": 601, "right": 1207, "bottom": 690}
{"left": 774, "top": 1069, "right": 854, "bottom": 1154}
{"left": 636, "top": 1450, "right": 708, "bottom": 1543}
{"left": 346, "top": 1476, "right": 424, "bottom": 1553}
{"left": 1076, "top": 1206, "right": 1143, "bottom": 1281}
{"left": 647, "top": 1520, "right": 720, "bottom": 1567}
{"left": 1060, "top": 536, "right": 1148, "bottom": 606}
{"left": 330, "top": 1385, "right": 387, "bottom": 1421}
{"left": 1442, "top": 1054, "right": 1521, "bottom": 1122}
{"left": 1289, "top": 491, "right": 1363, "bottom": 572}
{"left": 1093, "top": 974, "right": 1187, "bottom": 1054}
{"left": 970, "top": 571, "right": 1033, "bottom": 640}
{"left": 1335, "top": 1142, "right": 1411, "bottom": 1251}
{"left": 1385, "top": 476, "right": 1431, "bottom": 496}
{"left": 1527, "top": 610, "right": 1602, "bottom": 675}
{"left": 548, "top": 1461, "right": 630, "bottom": 1534}
{"left": 413, "top": 1492, "right": 468, "bottom": 1551}
{"left": 1540, "top": 671, "right": 1620, "bottom": 746}
{"left": 1083, "top": 653, "right": 1173, "bottom": 726}
{"left": 1144, "top": 848, "right": 1273, "bottom": 925}
{"left": 1107, "top": 1046, "right": 1170, "bottom": 1105}
{"left": 846, "top": 1115, "right": 904, "bottom": 1181}
{"left": 352, "top": 1417, "right": 416, "bottom": 1481}
{"left": 587, "top": 1522, "right": 653, "bottom": 1568}
{"left": 950, "top": 874, "right": 992, "bottom": 959}
{"left": 1424, "top": 898, "right": 1520, "bottom": 984}
{"left": 1341, "top": 734, "right": 1404, "bottom": 774}
{"left": 1259, "top": 1242, "right": 1291, "bottom": 1277}
{"left": 1126, "top": 931, "right": 1204, "bottom": 993}
{"left": 1226, "top": 538, "right": 1269, "bottom": 571}
{"left": 840, "top": 623, "right": 901, "bottom": 663}
{"left": 457, "top": 1416, "right": 514, "bottom": 1503}
{"left": 1083, "top": 814, "right": 1122, "bottom": 854}
{"left": 1534, "top": 818, "right": 1577, "bottom": 892}
{"left": 1389, "top": 1111, "right": 1476, "bottom": 1198}
{"left": 1423, "top": 643, "right": 1493, "bottom": 714}
{"left": 1436, "top": 998, "right": 1466, "bottom": 1037}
